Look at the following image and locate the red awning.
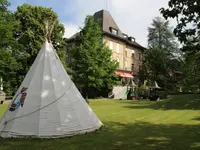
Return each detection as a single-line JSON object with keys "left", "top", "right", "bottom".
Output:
{"left": 114, "top": 71, "right": 133, "bottom": 78}
{"left": 124, "top": 72, "right": 133, "bottom": 78}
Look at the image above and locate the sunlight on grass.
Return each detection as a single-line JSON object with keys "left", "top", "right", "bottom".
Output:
{"left": 0, "top": 95, "right": 200, "bottom": 150}
{"left": 0, "top": 104, "right": 7, "bottom": 118}
{"left": 191, "top": 142, "right": 200, "bottom": 148}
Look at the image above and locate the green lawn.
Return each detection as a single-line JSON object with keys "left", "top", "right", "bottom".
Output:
{"left": 0, "top": 95, "right": 200, "bottom": 150}
{"left": 0, "top": 104, "right": 8, "bottom": 118}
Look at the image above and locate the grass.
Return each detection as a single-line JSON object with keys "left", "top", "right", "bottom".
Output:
{"left": 0, "top": 94, "right": 200, "bottom": 150}
{"left": 0, "top": 104, "right": 8, "bottom": 118}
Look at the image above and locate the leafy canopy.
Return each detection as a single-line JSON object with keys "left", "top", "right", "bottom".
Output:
{"left": 68, "top": 16, "right": 119, "bottom": 96}
{"left": 160, "top": 0, "right": 200, "bottom": 53}
{"left": 139, "top": 16, "right": 182, "bottom": 91}
{"left": 160, "top": 0, "right": 200, "bottom": 92}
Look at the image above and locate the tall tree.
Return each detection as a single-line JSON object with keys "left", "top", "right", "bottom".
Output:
{"left": 67, "top": 16, "right": 119, "bottom": 98}
{"left": 160, "top": 0, "right": 200, "bottom": 53}
{"left": 0, "top": 0, "right": 21, "bottom": 95}
{"left": 160, "top": 0, "right": 200, "bottom": 92}
{"left": 14, "top": 4, "right": 66, "bottom": 73}
{"left": 139, "top": 17, "right": 183, "bottom": 91}
{"left": 0, "top": 0, "right": 17, "bottom": 48}
{"left": 182, "top": 53, "right": 200, "bottom": 92}
{"left": 148, "top": 17, "right": 180, "bottom": 57}
{"left": 140, "top": 47, "right": 168, "bottom": 87}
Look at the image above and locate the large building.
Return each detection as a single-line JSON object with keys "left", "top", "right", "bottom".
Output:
{"left": 66, "top": 10, "right": 146, "bottom": 99}
{"left": 93, "top": 10, "right": 146, "bottom": 78}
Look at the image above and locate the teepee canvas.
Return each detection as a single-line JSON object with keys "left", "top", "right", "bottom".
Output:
{"left": 0, "top": 40, "right": 102, "bottom": 138}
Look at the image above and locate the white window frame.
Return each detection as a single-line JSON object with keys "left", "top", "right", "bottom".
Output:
{"left": 109, "top": 41, "right": 113, "bottom": 50}
{"left": 123, "top": 34, "right": 128, "bottom": 38}
{"left": 125, "top": 61, "right": 128, "bottom": 68}
{"left": 111, "top": 28, "right": 118, "bottom": 35}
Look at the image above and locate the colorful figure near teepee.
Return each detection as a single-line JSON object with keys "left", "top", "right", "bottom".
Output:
{"left": 9, "top": 87, "right": 28, "bottom": 111}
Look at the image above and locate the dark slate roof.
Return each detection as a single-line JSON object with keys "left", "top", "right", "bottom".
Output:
{"left": 94, "top": 9, "right": 146, "bottom": 50}
{"left": 94, "top": 9, "right": 124, "bottom": 38}
{"left": 66, "top": 9, "right": 146, "bottom": 50}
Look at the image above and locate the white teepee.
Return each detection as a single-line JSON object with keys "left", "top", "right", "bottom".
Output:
{"left": 0, "top": 40, "right": 102, "bottom": 138}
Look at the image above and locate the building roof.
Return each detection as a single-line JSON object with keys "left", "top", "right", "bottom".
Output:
{"left": 94, "top": 9, "right": 124, "bottom": 38}
{"left": 66, "top": 9, "right": 146, "bottom": 50}
{"left": 93, "top": 10, "right": 146, "bottom": 50}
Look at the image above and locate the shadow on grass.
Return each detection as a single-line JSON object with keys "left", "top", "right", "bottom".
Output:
{"left": 123, "top": 95, "right": 200, "bottom": 110}
{"left": 193, "top": 117, "right": 200, "bottom": 121}
{"left": 0, "top": 121, "right": 200, "bottom": 150}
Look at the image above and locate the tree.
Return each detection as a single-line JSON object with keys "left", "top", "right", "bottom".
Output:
{"left": 14, "top": 4, "right": 66, "bottom": 73}
{"left": 0, "top": 0, "right": 21, "bottom": 95}
{"left": 139, "top": 17, "right": 183, "bottom": 92}
{"left": 0, "top": 0, "right": 18, "bottom": 48}
{"left": 0, "top": 3, "right": 67, "bottom": 95}
{"left": 160, "top": 0, "right": 200, "bottom": 92}
{"left": 148, "top": 17, "right": 180, "bottom": 58}
{"left": 0, "top": 50, "right": 22, "bottom": 95}
{"left": 182, "top": 53, "right": 200, "bottom": 93}
{"left": 140, "top": 47, "right": 168, "bottom": 87}
{"left": 160, "top": 0, "right": 200, "bottom": 53}
{"left": 68, "top": 16, "right": 119, "bottom": 98}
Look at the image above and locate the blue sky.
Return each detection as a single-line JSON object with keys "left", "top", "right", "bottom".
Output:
{"left": 8, "top": 0, "right": 175, "bottom": 47}
{"left": 9, "top": 0, "right": 74, "bottom": 22}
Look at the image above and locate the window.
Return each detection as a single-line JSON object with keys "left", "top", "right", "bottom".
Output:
{"left": 116, "top": 43, "right": 120, "bottom": 53}
{"left": 123, "top": 34, "right": 128, "bottom": 38}
{"left": 132, "top": 50, "right": 135, "bottom": 59}
{"left": 125, "top": 61, "right": 128, "bottom": 68}
{"left": 132, "top": 53, "right": 134, "bottom": 59}
{"left": 132, "top": 63, "right": 135, "bottom": 72}
{"left": 125, "top": 51, "right": 128, "bottom": 57}
{"left": 109, "top": 41, "right": 113, "bottom": 50}
{"left": 131, "top": 37, "right": 135, "bottom": 42}
{"left": 139, "top": 53, "right": 142, "bottom": 61}
{"left": 111, "top": 28, "right": 118, "bottom": 35}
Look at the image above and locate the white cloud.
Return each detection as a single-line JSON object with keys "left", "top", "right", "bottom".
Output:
{"left": 63, "top": 23, "right": 80, "bottom": 38}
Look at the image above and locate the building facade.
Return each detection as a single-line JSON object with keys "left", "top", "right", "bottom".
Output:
{"left": 66, "top": 10, "right": 146, "bottom": 99}
{"left": 93, "top": 10, "right": 145, "bottom": 78}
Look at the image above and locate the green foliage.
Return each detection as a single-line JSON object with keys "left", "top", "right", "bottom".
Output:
{"left": 160, "top": 0, "right": 200, "bottom": 92}
{"left": 139, "top": 17, "right": 183, "bottom": 92}
{"left": 68, "top": 16, "right": 119, "bottom": 97}
{"left": 0, "top": 2, "right": 67, "bottom": 95}
{"left": 182, "top": 53, "right": 200, "bottom": 93}
{"left": 0, "top": 50, "right": 22, "bottom": 95}
{"left": 14, "top": 4, "right": 66, "bottom": 72}
{"left": 160, "top": 0, "right": 200, "bottom": 53}
{"left": 136, "top": 80, "right": 149, "bottom": 97}
{"left": 0, "top": 0, "right": 20, "bottom": 95}
{"left": 140, "top": 47, "right": 168, "bottom": 88}
{"left": 0, "top": 0, "right": 18, "bottom": 48}
{"left": 148, "top": 17, "right": 180, "bottom": 57}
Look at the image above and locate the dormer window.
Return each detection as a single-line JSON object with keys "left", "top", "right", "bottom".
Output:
{"left": 131, "top": 37, "right": 135, "bottom": 42}
{"left": 123, "top": 34, "right": 128, "bottom": 39}
{"left": 110, "top": 27, "right": 118, "bottom": 35}
{"left": 128, "top": 37, "right": 136, "bottom": 42}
